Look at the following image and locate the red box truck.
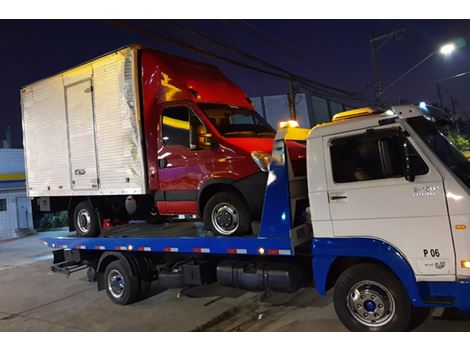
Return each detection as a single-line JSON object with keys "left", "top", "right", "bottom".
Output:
{"left": 21, "top": 44, "right": 305, "bottom": 237}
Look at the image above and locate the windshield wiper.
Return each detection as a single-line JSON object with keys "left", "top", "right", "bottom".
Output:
{"left": 224, "top": 131, "right": 257, "bottom": 136}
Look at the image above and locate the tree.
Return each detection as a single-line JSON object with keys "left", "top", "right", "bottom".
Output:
{"left": 447, "top": 134, "right": 470, "bottom": 153}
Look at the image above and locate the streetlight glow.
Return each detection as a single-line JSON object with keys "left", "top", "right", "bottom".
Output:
{"left": 439, "top": 43, "right": 456, "bottom": 56}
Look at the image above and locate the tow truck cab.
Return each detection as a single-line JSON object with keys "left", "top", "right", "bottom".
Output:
{"left": 308, "top": 105, "right": 470, "bottom": 330}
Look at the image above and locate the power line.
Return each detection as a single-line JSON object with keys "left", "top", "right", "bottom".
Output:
{"left": 109, "top": 20, "right": 369, "bottom": 104}
{"left": 145, "top": 20, "right": 368, "bottom": 103}
{"left": 108, "top": 20, "right": 293, "bottom": 79}
{"left": 428, "top": 71, "right": 470, "bottom": 84}
{"left": 223, "top": 20, "right": 315, "bottom": 68}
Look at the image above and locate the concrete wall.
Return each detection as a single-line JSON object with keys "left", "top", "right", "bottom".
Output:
{"left": 0, "top": 148, "right": 33, "bottom": 240}
{"left": 0, "top": 190, "right": 33, "bottom": 240}
{"left": 0, "top": 149, "right": 25, "bottom": 174}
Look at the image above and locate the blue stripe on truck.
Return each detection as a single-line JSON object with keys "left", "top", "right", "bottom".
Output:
{"left": 312, "top": 237, "right": 470, "bottom": 310}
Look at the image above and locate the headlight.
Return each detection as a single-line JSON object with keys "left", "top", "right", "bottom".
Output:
{"left": 251, "top": 151, "right": 272, "bottom": 172}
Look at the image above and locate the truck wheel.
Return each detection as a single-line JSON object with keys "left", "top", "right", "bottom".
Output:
{"left": 333, "top": 263, "right": 412, "bottom": 332}
{"left": 73, "top": 200, "right": 101, "bottom": 237}
{"left": 203, "top": 191, "right": 251, "bottom": 236}
{"left": 104, "top": 260, "right": 140, "bottom": 305}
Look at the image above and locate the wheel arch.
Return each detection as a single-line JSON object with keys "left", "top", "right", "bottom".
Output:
{"left": 312, "top": 237, "right": 423, "bottom": 306}
{"left": 197, "top": 179, "right": 247, "bottom": 216}
{"left": 96, "top": 252, "right": 138, "bottom": 291}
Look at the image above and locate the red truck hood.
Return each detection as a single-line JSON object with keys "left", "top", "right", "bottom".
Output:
{"left": 225, "top": 138, "right": 306, "bottom": 161}
{"left": 222, "top": 137, "right": 307, "bottom": 176}
{"left": 225, "top": 138, "right": 274, "bottom": 154}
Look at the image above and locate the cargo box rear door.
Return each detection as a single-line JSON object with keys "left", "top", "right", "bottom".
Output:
{"left": 65, "top": 79, "right": 99, "bottom": 190}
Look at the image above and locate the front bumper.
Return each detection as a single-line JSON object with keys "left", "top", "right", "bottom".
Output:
{"left": 418, "top": 280, "right": 470, "bottom": 310}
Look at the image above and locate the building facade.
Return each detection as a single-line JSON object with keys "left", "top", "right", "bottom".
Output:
{"left": 251, "top": 93, "right": 352, "bottom": 129}
{"left": 0, "top": 148, "right": 33, "bottom": 240}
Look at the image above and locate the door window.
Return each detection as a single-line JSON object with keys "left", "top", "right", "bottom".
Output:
{"left": 330, "top": 129, "right": 428, "bottom": 183}
{"left": 162, "top": 106, "right": 191, "bottom": 148}
{"left": 161, "top": 106, "right": 207, "bottom": 149}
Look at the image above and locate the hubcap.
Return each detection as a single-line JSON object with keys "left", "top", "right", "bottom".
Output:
{"left": 107, "top": 269, "right": 125, "bottom": 299}
{"left": 77, "top": 209, "right": 92, "bottom": 233}
{"left": 347, "top": 280, "right": 395, "bottom": 327}
{"left": 211, "top": 203, "right": 239, "bottom": 235}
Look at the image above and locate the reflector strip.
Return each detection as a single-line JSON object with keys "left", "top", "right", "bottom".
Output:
{"left": 163, "top": 247, "right": 179, "bottom": 252}
{"left": 115, "top": 246, "right": 127, "bottom": 251}
{"left": 138, "top": 246, "right": 151, "bottom": 252}
{"left": 193, "top": 248, "right": 210, "bottom": 253}
{"left": 227, "top": 249, "right": 247, "bottom": 254}
{"left": 61, "top": 245, "right": 68, "bottom": 249}
{"left": 76, "top": 245, "right": 86, "bottom": 250}
{"left": 41, "top": 241, "right": 48, "bottom": 246}
{"left": 94, "top": 246, "right": 106, "bottom": 250}
{"left": 267, "top": 249, "right": 292, "bottom": 255}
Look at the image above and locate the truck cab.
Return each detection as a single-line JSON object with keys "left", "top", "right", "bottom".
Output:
{"left": 139, "top": 48, "right": 299, "bottom": 236}
{"left": 308, "top": 105, "right": 470, "bottom": 330}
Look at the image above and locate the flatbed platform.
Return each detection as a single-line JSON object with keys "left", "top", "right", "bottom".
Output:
{"left": 101, "top": 221, "right": 210, "bottom": 239}
{"left": 41, "top": 220, "right": 312, "bottom": 257}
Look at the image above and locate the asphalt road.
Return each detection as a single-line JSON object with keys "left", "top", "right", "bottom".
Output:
{"left": 0, "top": 233, "right": 469, "bottom": 331}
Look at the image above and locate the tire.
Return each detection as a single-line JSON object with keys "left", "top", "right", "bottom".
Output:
{"left": 407, "top": 308, "right": 431, "bottom": 331}
{"left": 158, "top": 270, "right": 185, "bottom": 289}
{"left": 203, "top": 191, "right": 251, "bottom": 236}
{"left": 87, "top": 266, "right": 97, "bottom": 282}
{"left": 140, "top": 279, "right": 152, "bottom": 299}
{"left": 104, "top": 259, "right": 140, "bottom": 305}
{"left": 333, "top": 263, "right": 412, "bottom": 332}
{"left": 73, "top": 200, "right": 101, "bottom": 237}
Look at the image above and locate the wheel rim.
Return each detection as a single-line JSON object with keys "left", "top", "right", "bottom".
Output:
{"left": 107, "top": 269, "right": 125, "bottom": 299}
{"left": 347, "top": 280, "right": 396, "bottom": 327}
{"left": 211, "top": 202, "right": 239, "bottom": 235}
{"left": 77, "top": 209, "right": 92, "bottom": 233}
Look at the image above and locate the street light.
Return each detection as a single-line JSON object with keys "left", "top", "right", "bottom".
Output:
{"left": 381, "top": 40, "right": 461, "bottom": 98}
{"left": 440, "top": 43, "right": 456, "bottom": 56}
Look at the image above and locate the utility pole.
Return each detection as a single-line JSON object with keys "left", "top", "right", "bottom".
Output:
{"left": 2, "top": 126, "right": 11, "bottom": 149}
{"left": 436, "top": 83, "right": 444, "bottom": 108}
{"left": 370, "top": 34, "right": 384, "bottom": 107}
{"left": 369, "top": 28, "right": 406, "bottom": 107}
{"left": 451, "top": 95, "right": 460, "bottom": 134}
{"left": 288, "top": 79, "right": 297, "bottom": 120}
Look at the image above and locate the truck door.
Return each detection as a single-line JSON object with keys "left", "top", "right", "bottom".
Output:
{"left": 324, "top": 127, "right": 455, "bottom": 280}
{"left": 65, "top": 79, "right": 99, "bottom": 190}
{"left": 156, "top": 104, "right": 214, "bottom": 214}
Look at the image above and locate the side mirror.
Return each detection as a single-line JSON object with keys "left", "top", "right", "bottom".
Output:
{"left": 402, "top": 139, "right": 416, "bottom": 182}
{"left": 190, "top": 129, "right": 215, "bottom": 150}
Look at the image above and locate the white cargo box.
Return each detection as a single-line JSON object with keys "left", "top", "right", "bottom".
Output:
{"left": 21, "top": 46, "right": 147, "bottom": 197}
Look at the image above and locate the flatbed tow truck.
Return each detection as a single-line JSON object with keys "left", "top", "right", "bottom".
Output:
{"left": 40, "top": 105, "right": 470, "bottom": 331}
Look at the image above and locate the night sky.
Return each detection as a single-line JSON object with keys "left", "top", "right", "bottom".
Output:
{"left": 1, "top": 19, "right": 469, "bottom": 148}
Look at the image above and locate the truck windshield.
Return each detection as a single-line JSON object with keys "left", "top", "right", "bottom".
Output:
{"left": 199, "top": 103, "right": 275, "bottom": 138}
{"left": 407, "top": 116, "right": 470, "bottom": 189}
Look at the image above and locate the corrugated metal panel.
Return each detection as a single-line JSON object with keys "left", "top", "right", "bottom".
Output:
{"left": 22, "top": 47, "right": 146, "bottom": 197}
{"left": 65, "top": 79, "right": 99, "bottom": 190}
